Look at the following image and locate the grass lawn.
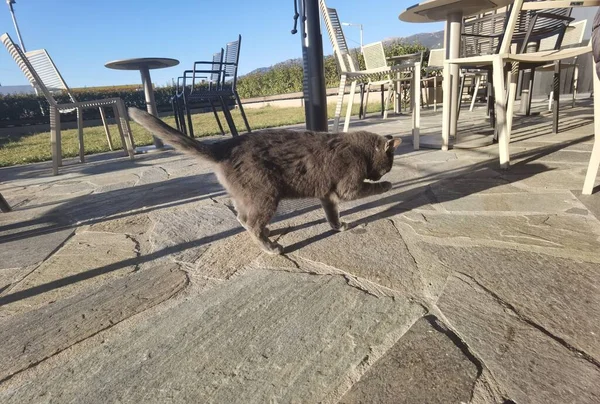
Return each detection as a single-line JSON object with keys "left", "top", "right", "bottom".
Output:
{"left": 0, "top": 102, "right": 386, "bottom": 167}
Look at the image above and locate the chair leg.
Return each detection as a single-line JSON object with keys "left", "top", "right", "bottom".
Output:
{"left": 99, "top": 107, "right": 114, "bottom": 151}
{"left": 583, "top": 58, "right": 600, "bottom": 195}
{"left": 220, "top": 96, "right": 239, "bottom": 136}
{"left": 413, "top": 62, "right": 421, "bottom": 151}
{"left": 0, "top": 192, "right": 10, "bottom": 213}
{"left": 470, "top": 75, "right": 481, "bottom": 112}
{"left": 113, "top": 104, "right": 128, "bottom": 157}
{"left": 549, "top": 91, "right": 553, "bottom": 111}
{"left": 380, "top": 84, "right": 385, "bottom": 117}
{"left": 333, "top": 75, "right": 347, "bottom": 132}
{"left": 383, "top": 81, "right": 393, "bottom": 120}
{"left": 487, "top": 71, "right": 493, "bottom": 120}
{"left": 456, "top": 73, "right": 466, "bottom": 121}
{"left": 553, "top": 62, "right": 560, "bottom": 134}
{"left": 234, "top": 91, "right": 251, "bottom": 133}
{"left": 116, "top": 100, "right": 135, "bottom": 159}
{"left": 572, "top": 64, "right": 579, "bottom": 109}
{"left": 185, "top": 98, "right": 195, "bottom": 138}
{"left": 172, "top": 97, "right": 181, "bottom": 132}
{"left": 526, "top": 67, "right": 536, "bottom": 116}
{"left": 364, "top": 83, "right": 371, "bottom": 118}
{"left": 358, "top": 84, "right": 365, "bottom": 119}
{"left": 49, "top": 106, "right": 60, "bottom": 175}
{"left": 433, "top": 76, "right": 438, "bottom": 112}
{"left": 344, "top": 80, "right": 358, "bottom": 132}
{"left": 441, "top": 61, "right": 451, "bottom": 151}
{"left": 175, "top": 96, "right": 187, "bottom": 135}
{"left": 77, "top": 107, "right": 85, "bottom": 163}
{"left": 506, "top": 63, "right": 518, "bottom": 143}
{"left": 492, "top": 57, "right": 510, "bottom": 169}
{"left": 208, "top": 98, "right": 226, "bottom": 135}
{"left": 123, "top": 106, "right": 135, "bottom": 149}
{"left": 394, "top": 73, "right": 401, "bottom": 114}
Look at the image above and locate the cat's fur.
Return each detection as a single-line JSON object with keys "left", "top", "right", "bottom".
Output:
{"left": 128, "top": 107, "right": 400, "bottom": 254}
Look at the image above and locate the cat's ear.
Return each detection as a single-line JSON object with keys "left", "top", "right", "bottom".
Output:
{"left": 385, "top": 138, "right": 402, "bottom": 152}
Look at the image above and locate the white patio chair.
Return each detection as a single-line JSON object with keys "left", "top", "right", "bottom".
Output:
{"left": 319, "top": 0, "right": 419, "bottom": 134}
{"left": 362, "top": 41, "right": 402, "bottom": 120}
{"left": 421, "top": 48, "right": 444, "bottom": 111}
{"left": 444, "top": 0, "right": 599, "bottom": 194}
{"left": 1, "top": 33, "right": 134, "bottom": 175}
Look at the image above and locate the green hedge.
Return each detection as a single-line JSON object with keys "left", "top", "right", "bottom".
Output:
{"left": 0, "top": 86, "right": 178, "bottom": 126}
{"left": 0, "top": 42, "right": 427, "bottom": 127}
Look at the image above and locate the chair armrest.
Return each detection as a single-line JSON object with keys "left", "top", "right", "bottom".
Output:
{"left": 461, "top": 33, "right": 503, "bottom": 39}
{"left": 176, "top": 71, "right": 195, "bottom": 96}
{"left": 56, "top": 98, "right": 121, "bottom": 110}
{"left": 535, "top": 12, "right": 574, "bottom": 23}
{"left": 522, "top": 1, "right": 599, "bottom": 11}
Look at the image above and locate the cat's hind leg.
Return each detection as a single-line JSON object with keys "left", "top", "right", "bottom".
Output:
{"left": 320, "top": 195, "right": 348, "bottom": 232}
{"left": 232, "top": 199, "right": 271, "bottom": 238}
{"left": 244, "top": 197, "right": 283, "bottom": 255}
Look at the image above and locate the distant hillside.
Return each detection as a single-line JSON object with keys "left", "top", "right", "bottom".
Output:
{"left": 0, "top": 85, "right": 35, "bottom": 95}
{"left": 244, "top": 29, "right": 443, "bottom": 77}
{"left": 384, "top": 30, "right": 444, "bottom": 50}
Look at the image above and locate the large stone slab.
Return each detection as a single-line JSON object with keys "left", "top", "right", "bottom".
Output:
{"left": 339, "top": 316, "right": 479, "bottom": 404}
{"left": 398, "top": 212, "right": 600, "bottom": 259}
{"left": 0, "top": 270, "right": 425, "bottom": 403}
{"left": 193, "top": 231, "right": 264, "bottom": 280}
{"left": 0, "top": 222, "right": 73, "bottom": 270}
{"left": 44, "top": 180, "right": 96, "bottom": 196}
{"left": 281, "top": 219, "right": 424, "bottom": 298}
{"left": 88, "top": 213, "right": 152, "bottom": 236}
{"left": 504, "top": 165, "right": 588, "bottom": 191}
{"left": 432, "top": 189, "right": 586, "bottom": 213}
{"left": 418, "top": 243, "right": 600, "bottom": 360}
{"left": 148, "top": 202, "right": 241, "bottom": 265}
{"left": 134, "top": 166, "right": 169, "bottom": 186}
{"left": 575, "top": 191, "right": 600, "bottom": 221}
{"left": 0, "top": 266, "right": 33, "bottom": 298}
{"left": 0, "top": 263, "right": 187, "bottom": 381}
{"left": 0, "top": 231, "right": 138, "bottom": 315}
{"left": 39, "top": 173, "right": 224, "bottom": 227}
{"left": 437, "top": 275, "right": 600, "bottom": 404}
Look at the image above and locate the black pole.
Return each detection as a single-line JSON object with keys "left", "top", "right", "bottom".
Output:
{"left": 301, "top": 0, "right": 328, "bottom": 132}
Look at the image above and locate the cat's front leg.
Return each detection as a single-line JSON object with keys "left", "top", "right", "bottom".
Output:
{"left": 320, "top": 196, "right": 348, "bottom": 232}
{"left": 340, "top": 181, "right": 392, "bottom": 201}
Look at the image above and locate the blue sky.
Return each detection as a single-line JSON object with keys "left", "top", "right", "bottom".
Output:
{"left": 0, "top": 0, "right": 443, "bottom": 88}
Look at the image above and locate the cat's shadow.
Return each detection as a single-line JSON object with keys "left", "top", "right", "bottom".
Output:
{"left": 279, "top": 158, "right": 555, "bottom": 254}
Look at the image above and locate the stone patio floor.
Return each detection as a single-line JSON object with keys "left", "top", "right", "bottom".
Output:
{"left": 0, "top": 99, "right": 599, "bottom": 403}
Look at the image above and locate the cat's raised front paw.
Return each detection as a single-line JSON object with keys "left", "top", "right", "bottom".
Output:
{"left": 380, "top": 181, "right": 392, "bottom": 192}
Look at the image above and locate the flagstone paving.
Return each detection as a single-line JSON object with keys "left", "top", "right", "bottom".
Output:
{"left": 0, "top": 100, "right": 599, "bottom": 403}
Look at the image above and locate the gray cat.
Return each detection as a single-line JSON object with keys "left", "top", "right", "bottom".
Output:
{"left": 128, "top": 107, "right": 400, "bottom": 255}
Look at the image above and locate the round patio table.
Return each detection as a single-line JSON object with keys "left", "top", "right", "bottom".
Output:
{"left": 400, "top": 0, "right": 513, "bottom": 150}
{"left": 105, "top": 57, "right": 179, "bottom": 151}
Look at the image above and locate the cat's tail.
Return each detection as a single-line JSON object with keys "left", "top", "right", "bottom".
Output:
{"left": 127, "top": 107, "right": 218, "bottom": 162}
